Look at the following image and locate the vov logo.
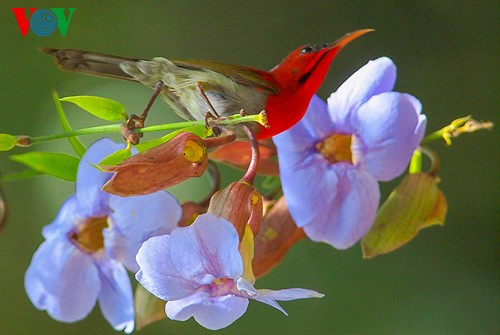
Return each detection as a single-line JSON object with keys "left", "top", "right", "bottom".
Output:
{"left": 12, "top": 8, "right": 76, "bottom": 37}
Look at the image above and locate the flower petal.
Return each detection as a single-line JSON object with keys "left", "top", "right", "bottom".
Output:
{"left": 94, "top": 252, "right": 135, "bottom": 334}
{"left": 136, "top": 235, "right": 197, "bottom": 301}
{"left": 236, "top": 277, "right": 323, "bottom": 316}
{"left": 256, "top": 288, "right": 324, "bottom": 301}
{"left": 76, "top": 138, "right": 124, "bottom": 211}
{"left": 166, "top": 291, "right": 248, "bottom": 330}
{"left": 327, "top": 57, "right": 396, "bottom": 126}
{"left": 24, "top": 237, "right": 100, "bottom": 322}
{"left": 352, "top": 92, "right": 424, "bottom": 181}
{"left": 279, "top": 153, "right": 339, "bottom": 228}
{"left": 169, "top": 214, "right": 243, "bottom": 283}
{"left": 410, "top": 97, "right": 427, "bottom": 149}
{"left": 235, "top": 277, "right": 285, "bottom": 314}
{"left": 302, "top": 165, "right": 380, "bottom": 249}
{"left": 42, "top": 195, "right": 92, "bottom": 239}
{"left": 105, "top": 191, "right": 181, "bottom": 272}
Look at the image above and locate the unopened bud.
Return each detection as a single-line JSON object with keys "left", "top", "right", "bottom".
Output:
{"left": 209, "top": 140, "right": 280, "bottom": 176}
{"left": 102, "top": 132, "right": 208, "bottom": 196}
{"left": 207, "top": 181, "right": 263, "bottom": 240}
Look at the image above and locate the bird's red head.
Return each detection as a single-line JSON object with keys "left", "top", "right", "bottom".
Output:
{"left": 258, "top": 29, "right": 373, "bottom": 140}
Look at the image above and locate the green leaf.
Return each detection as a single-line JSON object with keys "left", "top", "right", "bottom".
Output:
{"left": 52, "top": 91, "right": 86, "bottom": 157}
{"left": 136, "top": 125, "right": 209, "bottom": 152}
{"left": 0, "top": 134, "right": 17, "bottom": 151}
{"left": 60, "top": 95, "right": 126, "bottom": 122}
{"left": 361, "top": 172, "right": 447, "bottom": 258}
{"left": 10, "top": 152, "right": 80, "bottom": 182}
{"left": 97, "top": 147, "right": 132, "bottom": 168}
{"left": 134, "top": 284, "right": 166, "bottom": 330}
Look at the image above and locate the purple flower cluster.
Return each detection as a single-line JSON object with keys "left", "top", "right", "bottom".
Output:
{"left": 24, "top": 56, "right": 427, "bottom": 332}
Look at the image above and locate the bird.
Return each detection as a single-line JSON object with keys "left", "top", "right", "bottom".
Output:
{"left": 40, "top": 29, "right": 372, "bottom": 140}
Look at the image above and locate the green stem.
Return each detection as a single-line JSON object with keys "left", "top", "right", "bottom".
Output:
{"left": 20, "top": 113, "right": 265, "bottom": 147}
{"left": 419, "top": 146, "right": 440, "bottom": 177}
{"left": 26, "top": 124, "right": 123, "bottom": 145}
{"left": 421, "top": 130, "right": 444, "bottom": 144}
{"left": 138, "top": 121, "right": 203, "bottom": 134}
{"left": 140, "top": 113, "right": 265, "bottom": 133}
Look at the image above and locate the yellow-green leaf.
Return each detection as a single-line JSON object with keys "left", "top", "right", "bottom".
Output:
{"left": 60, "top": 95, "right": 126, "bottom": 122}
{"left": 10, "top": 152, "right": 80, "bottom": 181}
{"left": 136, "top": 125, "right": 209, "bottom": 152}
{"left": 134, "top": 284, "right": 166, "bottom": 330}
{"left": 0, "top": 134, "right": 17, "bottom": 151}
{"left": 97, "top": 148, "right": 132, "bottom": 168}
{"left": 362, "top": 172, "right": 447, "bottom": 258}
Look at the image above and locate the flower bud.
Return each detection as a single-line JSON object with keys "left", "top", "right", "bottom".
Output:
{"left": 102, "top": 132, "right": 208, "bottom": 196}
{"left": 252, "top": 196, "right": 306, "bottom": 278}
{"left": 209, "top": 140, "right": 279, "bottom": 176}
{"left": 361, "top": 172, "right": 447, "bottom": 258}
{"left": 207, "top": 181, "right": 263, "bottom": 240}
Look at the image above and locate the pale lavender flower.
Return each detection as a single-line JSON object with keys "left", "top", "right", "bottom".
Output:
{"left": 136, "top": 213, "right": 323, "bottom": 330}
{"left": 25, "top": 138, "right": 182, "bottom": 333}
{"left": 273, "top": 57, "right": 427, "bottom": 249}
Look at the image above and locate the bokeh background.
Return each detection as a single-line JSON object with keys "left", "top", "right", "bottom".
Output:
{"left": 0, "top": 1, "right": 498, "bottom": 334}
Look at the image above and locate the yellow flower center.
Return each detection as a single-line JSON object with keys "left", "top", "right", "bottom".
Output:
{"left": 316, "top": 133, "right": 353, "bottom": 164}
{"left": 70, "top": 216, "right": 108, "bottom": 253}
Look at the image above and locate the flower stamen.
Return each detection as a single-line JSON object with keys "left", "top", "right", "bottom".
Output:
{"left": 208, "top": 277, "right": 236, "bottom": 296}
{"left": 70, "top": 216, "right": 108, "bottom": 253}
{"left": 316, "top": 133, "right": 353, "bottom": 164}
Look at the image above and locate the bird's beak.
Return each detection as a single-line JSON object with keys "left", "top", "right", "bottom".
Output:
{"left": 327, "top": 29, "right": 374, "bottom": 50}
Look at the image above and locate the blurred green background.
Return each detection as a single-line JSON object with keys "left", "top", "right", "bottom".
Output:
{"left": 0, "top": 1, "right": 498, "bottom": 334}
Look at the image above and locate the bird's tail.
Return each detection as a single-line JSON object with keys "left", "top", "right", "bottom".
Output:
{"left": 39, "top": 47, "right": 140, "bottom": 82}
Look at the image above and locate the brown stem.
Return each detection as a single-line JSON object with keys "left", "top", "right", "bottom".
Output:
{"left": 241, "top": 125, "right": 260, "bottom": 185}
{"left": 204, "top": 133, "right": 237, "bottom": 149}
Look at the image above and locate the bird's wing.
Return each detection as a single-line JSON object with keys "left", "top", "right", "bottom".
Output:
{"left": 173, "top": 59, "right": 279, "bottom": 94}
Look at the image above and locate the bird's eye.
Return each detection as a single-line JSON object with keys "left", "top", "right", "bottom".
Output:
{"left": 301, "top": 45, "right": 314, "bottom": 54}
